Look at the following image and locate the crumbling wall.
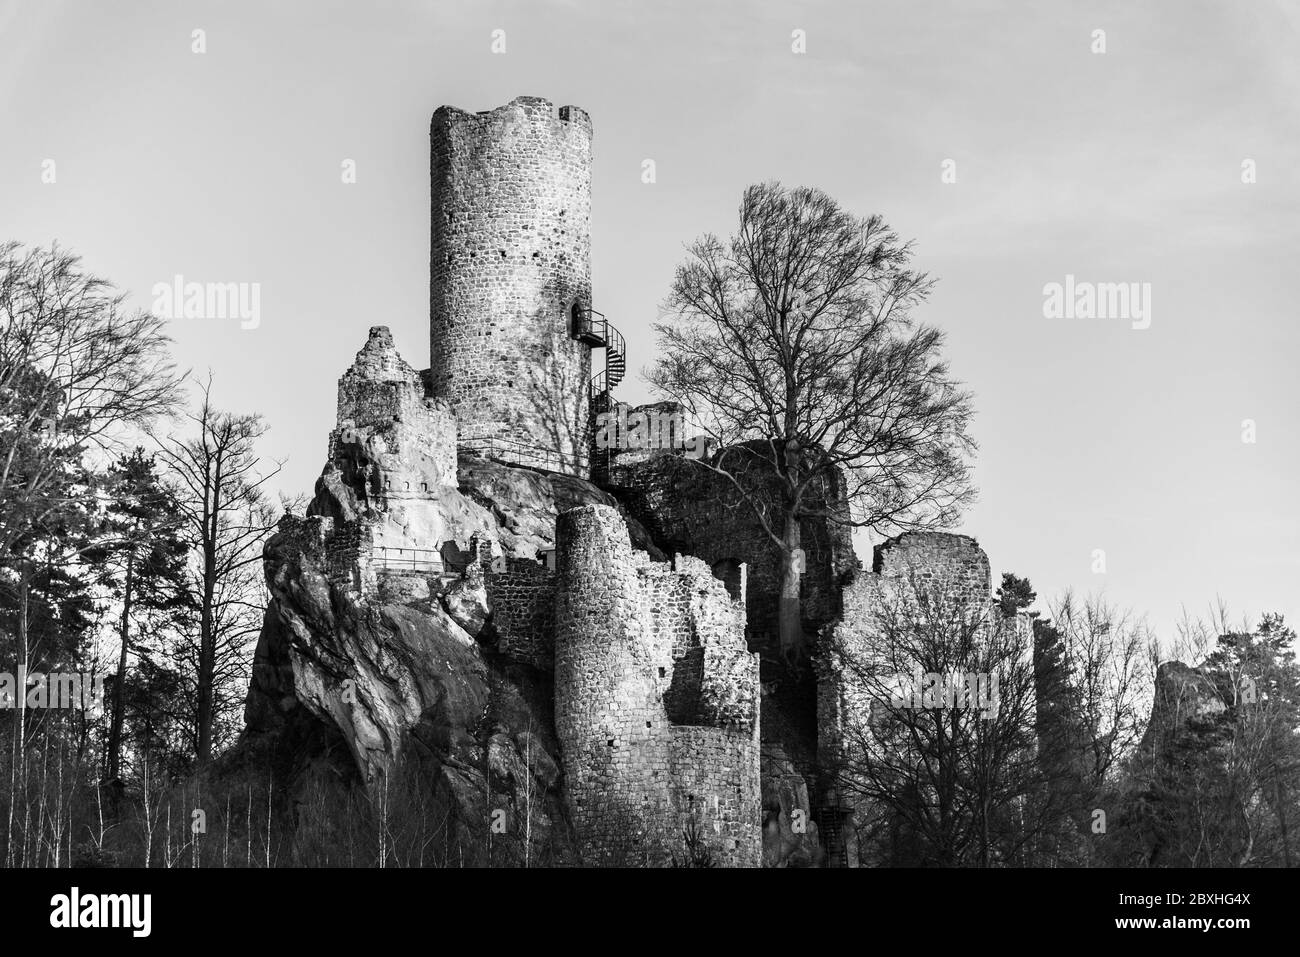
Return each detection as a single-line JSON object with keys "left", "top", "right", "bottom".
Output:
{"left": 331, "top": 326, "right": 461, "bottom": 553}
{"left": 870, "top": 531, "right": 991, "bottom": 608}
{"left": 449, "top": 457, "right": 660, "bottom": 673}
{"left": 310, "top": 326, "right": 496, "bottom": 609}
{"left": 553, "top": 504, "right": 761, "bottom": 866}
{"left": 600, "top": 428, "right": 863, "bottom": 867}
{"left": 485, "top": 556, "right": 556, "bottom": 669}
{"left": 816, "top": 532, "right": 999, "bottom": 865}
{"left": 602, "top": 434, "right": 857, "bottom": 866}
{"left": 603, "top": 438, "right": 856, "bottom": 652}
{"left": 818, "top": 532, "right": 993, "bottom": 765}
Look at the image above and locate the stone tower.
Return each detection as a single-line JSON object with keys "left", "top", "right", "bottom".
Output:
{"left": 554, "top": 504, "right": 761, "bottom": 867}
{"left": 430, "top": 96, "right": 620, "bottom": 478}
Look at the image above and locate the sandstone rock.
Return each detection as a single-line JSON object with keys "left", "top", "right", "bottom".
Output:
{"left": 458, "top": 451, "right": 666, "bottom": 562}
{"left": 1137, "top": 660, "right": 1228, "bottom": 755}
{"left": 761, "top": 750, "right": 825, "bottom": 868}
{"left": 515, "top": 730, "right": 560, "bottom": 790}
{"left": 443, "top": 562, "right": 489, "bottom": 638}
{"left": 240, "top": 513, "right": 575, "bottom": 864}
{"left": 246, "top": 518, "right": 484, "bottom": 782}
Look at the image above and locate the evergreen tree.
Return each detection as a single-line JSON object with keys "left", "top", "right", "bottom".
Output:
{"left": 83, "top": 448, "right": 188, "bottom": 786}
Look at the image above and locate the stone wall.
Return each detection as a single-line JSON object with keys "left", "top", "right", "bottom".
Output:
{"left": 818, "top": 531, "right": 993, "bottom": 762}
{"left": 309, "top": 326, "right": 497, "bottom": 609}
{"left": 330, "top": 326, "right": 463, "bottom": 560}
{"left": 815, "top": 531, "right": 1001, "bottom": 865}
{"left": 603, "top": 433, "right": 857, "bottom": 652}
{"left": 600, "top": 424, "right": 859, "bottom": 866}
{"left": 336, "top": 326, "right": 457, "bottom": 490}
{"left": 668, "top": 725, "right": 762, "bottom": 863}
{"left": 484, "top": 555, "right": 557, "bottom": 670}
{"left": 553, "top": 504, "right": 761, "bottom": 866}
{"left": 321, "top": 516, "right": 373, "bottom": 594}
{"left": 430, "top": 96, "right": 594, "bottom": 477}
{"left": 870, "top": 531, "right": 991, "bottom": 607}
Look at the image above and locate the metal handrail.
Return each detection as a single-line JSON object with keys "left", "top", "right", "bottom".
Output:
{"left": 573, "top": 304, "right": 625, "bottom": 394}
{"left": 374, "top": 545, "right": 448, "bottom": 574}
{"left": 605, "top": 324, "right": 625, "bottom": 360}
{"left": 574, "top": 307, "right": 609, "bottom": 345}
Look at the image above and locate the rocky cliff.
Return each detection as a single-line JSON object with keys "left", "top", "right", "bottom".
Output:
{"left": 230, "top": 328, "right": 849, "bottom": 867}
{"left": 236, "top": 328, "right": 663, "bottom": 863}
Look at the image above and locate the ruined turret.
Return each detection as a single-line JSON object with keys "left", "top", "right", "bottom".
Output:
{"left": 430, "top": 96, "right": 604, "bottom": 477}
{"left": 553, "top": 504, "right": 761, "bottom": 865}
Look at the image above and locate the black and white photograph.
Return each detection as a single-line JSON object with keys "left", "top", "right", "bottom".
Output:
{"left": 0, "top": 0, "right": 1294, "bottom": 940}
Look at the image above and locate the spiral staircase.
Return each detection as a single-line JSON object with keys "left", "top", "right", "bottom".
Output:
{"left": 572, "top": 306, "right": 625, "bottom": 484}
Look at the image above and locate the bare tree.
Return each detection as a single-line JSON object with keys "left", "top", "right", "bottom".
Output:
{"left": 1, "top": 241, "right": 180, "bottom": 863}
{"left": 1046, "top": 591, "right": 1152, "bottom": 791}
{"left": 823, "top": 569, "right": 1042, "bottom": 866}
{"left": 151, "top": 378, "right": 282, "bottom": 766}
{"left": 650, "top": 183, "right": 975, "bottom": 658}
{"left": 0, "top": 241, "right": 180, "bottom": 557}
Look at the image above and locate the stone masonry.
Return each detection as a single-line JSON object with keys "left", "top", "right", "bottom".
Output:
{"left": 317, "top": 325, "right": 492, "bottom": 601}
{"left": 430, "top": 96, "right": 595, "bottom": 476}
{"left": 602, "top": 410, "right": 859, "bottom": 651}
{"left": 553, "top": 504, "right": 761, "bottom": 866}
{"left": 815, "top": 532, "right": 1028, "bottom": 865}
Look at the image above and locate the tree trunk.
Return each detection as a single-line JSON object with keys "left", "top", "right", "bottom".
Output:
{"left": 778, "top": 511, "right": 802, "bottom": 660}
{"left": 195, "top": 455, "right": 223, "bottom": 766}
{"left": 197, "top": 543, "right": 216, "bottom": 765}
{"left": 1278, "top": 782, "right": 1292, "bottom": 868}
{"left": 6, "top": 570, "right": 29, "bottom": 866}
{"left": 105, "top": 554, "right": 134, "bottom": 783}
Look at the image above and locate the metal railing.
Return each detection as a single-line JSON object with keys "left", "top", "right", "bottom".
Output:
{"left": 604, "top": 323, "right": 625, "bottom": 363}
{"left": 573, "top": 307, "right": 610, "bottom": 346}
{"left": 575, "top": 307, "right": 626, "bottom": 395}
{"left": 374, "top": 546, "right": 449, "bottom": 575}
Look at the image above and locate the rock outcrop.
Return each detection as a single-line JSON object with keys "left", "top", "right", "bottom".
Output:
{"left": 1136, "top": 659, "right": 1229, "bottom": 757}
{"left": 235, "top": 328, "right": 666, "bottom": 864}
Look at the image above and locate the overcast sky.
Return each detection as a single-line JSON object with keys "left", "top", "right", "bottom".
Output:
{"left": 2, "top": 0, "right": 1296, "bottom": 649}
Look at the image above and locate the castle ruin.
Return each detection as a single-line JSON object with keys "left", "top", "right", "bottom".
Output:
{"left": 245, "top": 95, "right": 1016, "bottom": 867}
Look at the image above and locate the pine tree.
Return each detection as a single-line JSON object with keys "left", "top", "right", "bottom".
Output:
{"left": 84, "top": 448, "right": 188, "bottom": 786}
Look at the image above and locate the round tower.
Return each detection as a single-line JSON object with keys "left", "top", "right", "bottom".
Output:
{"left": 430, "top": 96, "right": 596, "bottom": 476}
{"left": 554, "top": 504, "right": 672, "bottom": 864}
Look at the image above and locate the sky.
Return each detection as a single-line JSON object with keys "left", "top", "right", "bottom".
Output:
{"left": 2, "top": 0, "right": 1297, "bottom": 650}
